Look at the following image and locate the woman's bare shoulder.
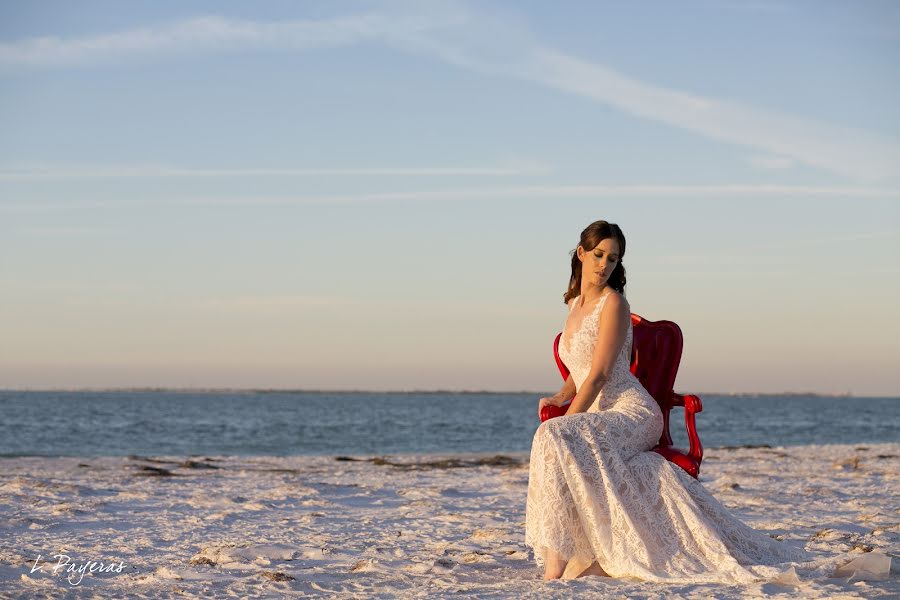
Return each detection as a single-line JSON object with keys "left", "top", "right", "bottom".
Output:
{"left": 603, "top": 290, "right": 630, "bottom": 314}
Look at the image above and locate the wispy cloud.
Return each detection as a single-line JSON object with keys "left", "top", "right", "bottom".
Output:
{"left": 702, "top": 0, "right": 793, "bottom": 14}
{"left": 2, "top": 3, "right": 899, "bottom": 182}
{"left": 0, "top": 162, "right": 552, "bottom": 181}
{"left": 392, "top": 25, "right": 900, "bottom": 182}
{"left": 746, "top": 154, "right": 796, "bottom": 170}
{"left": 179, "top": 184, "right": 900, "bottom": 206}
{"left": 2, "top": 183, "right": 899, "bottom": 212}
{"left": 0, "top": 13, "right": 451, "bottom": 70}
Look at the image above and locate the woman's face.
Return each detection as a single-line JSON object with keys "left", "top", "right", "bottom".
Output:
{"left": 578, "top": 237, "right": 621, "bottom": 287}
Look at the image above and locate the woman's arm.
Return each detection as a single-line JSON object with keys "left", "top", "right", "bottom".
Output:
{"left": 564, "top": 293, "right": 630, "bottom": 415}
{"left": 555, "top": 374, "right": 575, "bottom": 402}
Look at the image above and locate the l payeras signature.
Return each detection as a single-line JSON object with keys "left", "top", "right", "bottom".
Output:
{"left": 31, "top": 553, "right": 126, "bottom": 586}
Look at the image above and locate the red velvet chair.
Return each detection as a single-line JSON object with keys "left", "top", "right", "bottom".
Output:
{"left": 539, "top": 313, "right": 704, "bottom": 479}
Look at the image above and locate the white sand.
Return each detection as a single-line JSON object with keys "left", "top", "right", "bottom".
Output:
{"left": 0, "top": 442, "right": 897, "bottom": 599}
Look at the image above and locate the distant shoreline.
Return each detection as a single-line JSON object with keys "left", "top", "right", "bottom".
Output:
{"left": 0, "top": 388, "right": 893, "bottom": 398}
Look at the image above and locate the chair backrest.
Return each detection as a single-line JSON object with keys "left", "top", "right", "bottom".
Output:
{"left": 629, "top": 313, "right": 683, "bottom": 447}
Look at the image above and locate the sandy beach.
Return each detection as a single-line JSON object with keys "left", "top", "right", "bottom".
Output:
{"left": 1, "top": 442, "right": 897, "bottom": 599}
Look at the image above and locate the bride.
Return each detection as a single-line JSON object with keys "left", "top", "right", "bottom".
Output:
{"left": 524, "top": 220, "right": 888, "bottom": 583}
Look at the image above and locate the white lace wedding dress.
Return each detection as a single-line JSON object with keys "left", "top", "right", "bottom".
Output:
{"left": 524, "top": 291, "right": 880, "bottom": 583}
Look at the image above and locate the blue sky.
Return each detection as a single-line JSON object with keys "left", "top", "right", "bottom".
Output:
{"left": 1, "top": 0, "right": 898, "bottom": 394}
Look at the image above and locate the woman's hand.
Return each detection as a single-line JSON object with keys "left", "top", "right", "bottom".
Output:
{"left": 537, "top": 394, "right": 566, "bottom": 418}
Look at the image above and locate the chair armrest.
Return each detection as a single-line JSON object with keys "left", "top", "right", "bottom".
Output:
{"left": 672, "top": 392, "right": 704, "bottom": 466}
{"left": 671, "top": 392, "right": 702, "bottom": 413}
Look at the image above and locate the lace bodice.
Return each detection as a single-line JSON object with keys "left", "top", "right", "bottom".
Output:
{"left": 558, "top": 291, "right": 645, "bottom": 413}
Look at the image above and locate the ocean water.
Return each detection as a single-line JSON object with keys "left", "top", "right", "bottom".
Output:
{"left": 0, "top": 391, "right": 896, "bottom": 457}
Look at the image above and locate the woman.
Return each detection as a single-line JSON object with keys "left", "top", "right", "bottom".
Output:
{"left": 524, "top": 220, "right": 872, "bottom": 583}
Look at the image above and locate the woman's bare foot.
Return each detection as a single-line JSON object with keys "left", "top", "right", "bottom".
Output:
{"left": 576, "top": 561, "right": 610, "bottom": 578}
{"left": 542, "top": 548, "right": 567, "bottom": 580}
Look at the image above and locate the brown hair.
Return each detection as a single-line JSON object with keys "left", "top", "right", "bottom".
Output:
{"left": 563, "top": 220, "right": 627, "bottom": 304}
